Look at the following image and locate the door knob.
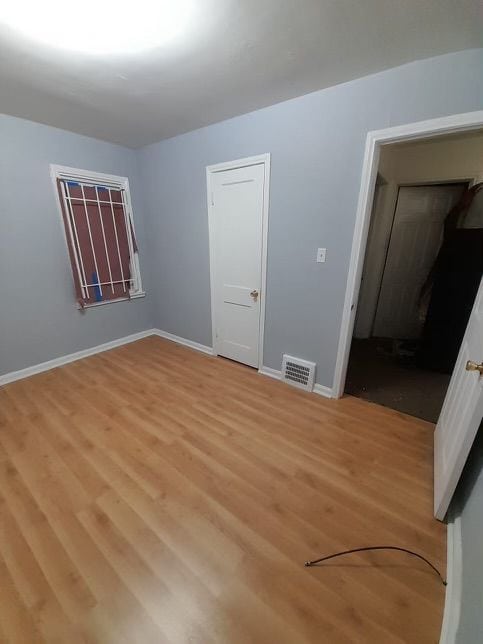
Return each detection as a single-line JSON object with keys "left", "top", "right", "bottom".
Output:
{"left": 250, "top": 289, "right": 259, "bottom": 300}
{"left": 466, "top": 360, "right": 483, "bottom": 375}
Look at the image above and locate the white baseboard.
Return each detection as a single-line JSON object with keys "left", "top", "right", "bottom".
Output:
{"left": 439, "top": 514, "right": 462, "bottom": 644}
{"left": 313, "top": 383, "right": 334, "bottom": 398}
{"left": 0, "top": 329, "right": 157, "bottom": 386}
{"left": 1, "top": 330, "right": 330, "bottom": 398}
{"left": 153, "top": 329, "right": 214, "bottom": 355}
{"left": 258, "top": 366, "right": 282, "bottom": 380}
{"left": 258, "top": 365, "right": 333, "bottom": 397}
{"left": 0, "top": 328, "right": 215, "bottom": 386}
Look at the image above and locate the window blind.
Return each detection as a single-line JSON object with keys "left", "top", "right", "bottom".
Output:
{"left": 57, "top": 178, "right": 138, "bottom": 307}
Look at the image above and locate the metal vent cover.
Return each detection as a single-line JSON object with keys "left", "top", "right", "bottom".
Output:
{"left": 281, "top": 354, "right": 316, "bottom": 392}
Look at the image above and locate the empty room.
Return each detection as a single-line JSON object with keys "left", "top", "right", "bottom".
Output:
{"left": 0, "top": 2, "right": 482, "bottom": 643}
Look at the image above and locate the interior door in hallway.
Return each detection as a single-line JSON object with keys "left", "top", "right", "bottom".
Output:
{"left": 434, "top": 277, "right": 483, "bottom": 520}
{"left": 373, "top": 183, "right": 466, "bottom": 339}
{"left": 209, "top": 162, "right": 266, "bottom": 368}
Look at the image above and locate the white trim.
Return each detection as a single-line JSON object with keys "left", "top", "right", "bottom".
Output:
{"left": 152, "top": 329, "right": 214, "bottom": 355}
{"left": 50, "top": 164, "right": 130, "bottom": 189}
{"left": 0, "top": 328, "right": 213, "bottom": 386}
{"left": 0, "top": 325, "right": 333, "bottom": 398}
{"left": 313, "top": 383, "right": 333, "bottom": 398}
{"left": 332, "top": 110, "right": 483, "bottom": 398}
{"left": 76, "top": 291, "right": 146, "bottom": 309}
{"left": 49, "top": 164, "right": 144, "bottom": 307}
{"left": 0, "top": 330, "right": 157, "bottom": 386}
{"left": 206, "top": 154, "right": 270, "bottom": 174}
{"left": 440, "top": 514, "right": 462, "bottom": 644}
{"left": 258, "top": 366, "right": 282, "bottom": 380}
{"left": 206, "top": 153, "right": 271, "bottom": 370}
{"left": 397, "top": 175, "right": 478, "bottom": 188}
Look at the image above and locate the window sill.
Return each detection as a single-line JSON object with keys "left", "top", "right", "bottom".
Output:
{"left": 77, "top": 291, "right": 146, "bottom": 310}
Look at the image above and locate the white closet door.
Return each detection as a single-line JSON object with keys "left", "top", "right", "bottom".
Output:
{"left": 373, "top": 184, "right": 465, "bottom": 339}
{"left": 210, "top": 163, "right": 265, "bottom": 367}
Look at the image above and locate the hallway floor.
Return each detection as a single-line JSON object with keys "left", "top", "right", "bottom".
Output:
{"left": 345, "top": 338, "right": 452, "bottom": 423}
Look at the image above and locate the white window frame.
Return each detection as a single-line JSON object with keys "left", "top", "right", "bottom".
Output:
{"left": 50, "top": 164, "right": 145, "bottom": 308}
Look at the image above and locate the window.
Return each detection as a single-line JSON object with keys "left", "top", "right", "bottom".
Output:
{"left": 51, "top": 165, "right": 144, "bottom": 308}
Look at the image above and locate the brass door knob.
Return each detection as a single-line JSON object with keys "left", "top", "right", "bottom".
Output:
{"left": 250, "top": 289, "right": 259, "bottom": 300}
{"left": 466, "top": 360, "right": 483, "bottom": 375}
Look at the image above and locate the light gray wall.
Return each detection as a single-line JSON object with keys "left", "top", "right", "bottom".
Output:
{"left": 138, "top": 50, "right": 483, "bottom": 386}
{"left": 453, "top": 427, "right": 483, "bottom": 643}
{"left": 138, "top": 48, "right": 483, "bottom": 387}
{"left": 2, "top": 49, "right": 483, "bottom": 383}
{"left": 0, "top": 115, "right": 154, "bottom": 376}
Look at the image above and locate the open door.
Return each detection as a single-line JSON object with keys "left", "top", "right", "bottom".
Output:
{"left": 434, "top": 276, "right": 483, "bottom": 520}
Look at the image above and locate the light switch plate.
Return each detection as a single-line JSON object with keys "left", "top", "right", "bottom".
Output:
{"left": 316, "top": 248, "right": 326, "bottom": 263}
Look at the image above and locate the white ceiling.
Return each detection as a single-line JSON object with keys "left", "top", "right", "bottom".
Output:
{"left": 0, "top": 0, "right": 481, "bottom": 148}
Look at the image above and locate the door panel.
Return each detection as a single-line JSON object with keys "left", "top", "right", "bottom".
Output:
{"left": 434, "top": 277, "right": 483, "bottom": 519}
{"left": 222, "top": 285, "right": 254, "bottom": 307}
{"left": 211, "top": 163, "right": 265, "bottom": 368}
{"left": 373, "top": 184, "right": 466, "bottom": 339}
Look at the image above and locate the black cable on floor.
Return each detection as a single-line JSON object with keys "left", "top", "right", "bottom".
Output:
{"left": 304, "top": 546, "right": 447, "bottom": 586}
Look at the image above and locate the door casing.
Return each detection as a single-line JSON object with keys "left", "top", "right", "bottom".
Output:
{"left": 333, "top": 110, "right": 483, "bottom": 399}
{"left": 206, "top": 153, "right": 271, "bottom": 371}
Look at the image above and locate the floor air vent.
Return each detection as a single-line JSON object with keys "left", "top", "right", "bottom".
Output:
{"left": 281, "top": 355, "right": 316, "bottom": 392}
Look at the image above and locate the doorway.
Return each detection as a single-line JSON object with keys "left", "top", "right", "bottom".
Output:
{"left": 344, "top": 130, "right": 483, "bottom": 422}
{"left": 331, "top": 112, "right": 483, "bottom": 519}
{"left": 347, "top": 179, "right": 470, "bottom": 422}
{"left": 206, "top": 154, "right": 270, "bottom": 369}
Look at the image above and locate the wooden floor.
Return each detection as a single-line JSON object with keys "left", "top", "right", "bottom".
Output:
{"left": 0, "top": 336, "right": 446, "bottom": 643}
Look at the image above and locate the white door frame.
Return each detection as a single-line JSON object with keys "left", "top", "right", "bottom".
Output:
{"left": 206, "top": 153, "right": 271, "bottom": 370}
{"left": 332, "top": 110, "right": 483, "bottom": 398}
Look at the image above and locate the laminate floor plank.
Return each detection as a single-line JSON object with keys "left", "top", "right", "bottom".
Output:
{"left": 0, "top": 336, "right": 446, "bottom": 643}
